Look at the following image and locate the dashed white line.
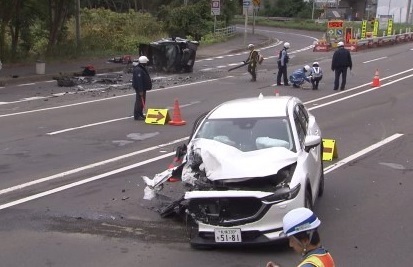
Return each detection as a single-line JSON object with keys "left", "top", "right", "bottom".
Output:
{"left": 0, "top": 76, "right": 233, "bottom": 117}
{"left": 363, "top": 56, "right": 387, "bottom": 64}
{"left": 0, "top": 137, "right": 189, "bottom": 198}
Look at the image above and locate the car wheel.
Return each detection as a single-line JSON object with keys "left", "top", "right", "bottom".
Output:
{"left": 305, "top": 188, "right": 313, "bottom": 210}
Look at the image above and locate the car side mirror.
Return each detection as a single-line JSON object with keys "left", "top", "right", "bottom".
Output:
{"left": 304, "top": 135, "right": 321, "bottom": 153}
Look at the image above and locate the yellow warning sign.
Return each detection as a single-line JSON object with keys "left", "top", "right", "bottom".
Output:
{"left": 145, "top": 108, "right": 170, "bottom": 125}
{"left": 322, "top": 139, "right": 338, "bottom": 161}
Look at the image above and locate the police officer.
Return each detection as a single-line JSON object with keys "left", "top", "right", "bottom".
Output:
{"left": 245, "top": 44, "right": 259, "bottom": 82}
{"left": 277, "top": 42, "right": 290, "bottom": 86}
{"left": 310, "top": 62, "right": 323, "bottom": 90}
{"left": 132, "top": 56, "right": 152, "bottom": 120}
{"left": 266, "top": 208, "right": 335, "bottom": 267}
{"left": 331, "top": 41, "right": 352, "bottom": 91}
{"left": 289, "top": 65, "right": 311, "bottom": 88}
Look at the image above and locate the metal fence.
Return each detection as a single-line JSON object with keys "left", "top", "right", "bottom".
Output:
{"left": 214, "top": 25, "right": 237, "bottom": 37}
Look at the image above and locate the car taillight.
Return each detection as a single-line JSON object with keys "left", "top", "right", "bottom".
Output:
{"left": 261, "top": 184, "right": 301, "bottom": 204}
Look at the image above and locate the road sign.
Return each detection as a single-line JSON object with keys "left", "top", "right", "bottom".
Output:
{"left": 211, "top": 0, "right": 220, "bottom": 16}
{"left": 328, "top": 20, "right": 343, "bottom": 29}
{"left": 243, "top": 0, "right": 251, "bottom": 7}
{"left": 145, "top": 108, "right": 170, "bottom": 125}
{"left": 336, "top": 29, "right": 343, "bottom": 35}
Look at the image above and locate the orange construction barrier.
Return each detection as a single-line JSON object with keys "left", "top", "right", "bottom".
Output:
{"left": 168, "top": 99, "right": 186, "bottom": 126}
{"left": 371, "top": 69, "right": 380, "bottom": 87}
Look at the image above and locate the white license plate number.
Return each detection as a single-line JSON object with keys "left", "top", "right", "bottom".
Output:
{"left": 214, "top": 228, "right": 242, "bottom": 243}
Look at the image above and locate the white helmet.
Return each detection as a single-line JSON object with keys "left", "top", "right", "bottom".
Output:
{"left": 138, "top": 56, "right": 149, "bottom": 64}
{"left": 304, "top": 65, "right": 311, "bottom": 71}
{"left": 313, "top": 62, "right": 319, "bottom": 66}
{"left": 284, "top": 42, "right": 290, "bottom": 49}
{"left": 282, "top": 208, "right": 321, "bottom": 237}
{"left": 248, "top": 43, "right": 254, "bottom": 49}
{"left": 337, "top": 41, "right": 344, "bottom": 47}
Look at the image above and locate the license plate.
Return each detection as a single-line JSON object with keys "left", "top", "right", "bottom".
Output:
{"left": 214, "top": 228, "right": 242, "bottom": 243}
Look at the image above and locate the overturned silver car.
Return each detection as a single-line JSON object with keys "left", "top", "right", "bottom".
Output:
{"left": 139, "top": 37, "right": 199, "bottom": 73}
{"left": 143, "top": 95, "right": 324, "bottom": 247}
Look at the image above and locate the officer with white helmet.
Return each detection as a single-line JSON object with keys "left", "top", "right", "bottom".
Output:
{"left": 310, "top": 61, "right": 323, "bottom": 90}
{"left": 331, "top": 41, "right": 352, "bottom": 91}
{"left": 132, "top": 55, "right": 152, "bottom": 120}
{"left": 289, "top": 65, "right": 312, "bottom": 88}
{"left": 266, "top": 208, "right": 335, "bottom": 267}
{"left": 276, "top": 42, "right": 291, "bottom": 86}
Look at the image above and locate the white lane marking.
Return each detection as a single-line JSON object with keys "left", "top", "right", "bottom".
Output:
{"left": 47, "top": 100, "right": 201, "bottom": 135}
{"left": 0, "top": 83, "right": 131, "bottom": 105}
{"left": 199, "top": 43, "right": 313, "bottom": 72}
{"left": 0, "top": 70, "right": 409, "bottom": 207}
{"left": 0, "top": 152, "right": 175, "bottom": 210}
{"left": 305, "top": 67, "right": 413, "bottom": 105}
{"left": 324, "top": 133, "right": 404, "bottom": 174}
{"left": 363, "top": 56, "right": 387, "bottom": 64}
{"left": 0, "top": 76, "right": 233, "bottom": 118}
{"left": 0, "top": 137, "right": 189, "bottom": 197}
{"left": 46, "top": 116, "right": 133, "bottom": 135}
{"left": 0, "top": 133, "right": 403, "bottom": 210}
{"left": 17, "top": 83, "right": 36, "bottom": 87}
{"left": 308, "top": 73, "right": 413, "bottom": 111}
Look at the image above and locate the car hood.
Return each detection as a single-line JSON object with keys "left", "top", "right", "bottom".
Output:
{"left": 182, "top": 138, "right": 297, "bottom": 182}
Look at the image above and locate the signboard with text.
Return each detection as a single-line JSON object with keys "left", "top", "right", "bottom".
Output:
{"left": 328, "top": 20, "right": 343, "bottom": 29}
{"left": 211, "top": 0, "right": 220, "bottom": 16}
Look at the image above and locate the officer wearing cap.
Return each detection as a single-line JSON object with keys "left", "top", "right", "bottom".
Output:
{"left": 132, "top": 56, "right": 152, "bottom": 120}
{"left": 331, "top": 41, "right": 352, "bottom": 91}
{"left": 266, "top": 208, "right": 335, "bottom": 267}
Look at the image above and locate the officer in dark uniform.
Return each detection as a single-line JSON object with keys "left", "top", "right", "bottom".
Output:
{"left": 132, "top": 56, "right": 152, "bottom": 120}
{"left": 331, "top": 41, "right": 352, "bottom": 91}
{"left": 277, "top": 42, "right": 290, "bottom": 86}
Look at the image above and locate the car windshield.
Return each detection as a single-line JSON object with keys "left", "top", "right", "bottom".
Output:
{"left": 194, "top": 117, "right": 294, "bottom": 152}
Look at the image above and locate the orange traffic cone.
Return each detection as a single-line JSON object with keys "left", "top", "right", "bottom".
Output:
{"left": 168, "top": 99, "right": 186, "bottom": 126}
{"left": 371, "top": 69, "right": 380, "bottom": 87}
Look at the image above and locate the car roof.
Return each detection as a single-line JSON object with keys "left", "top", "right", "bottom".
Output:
{"left": 208, "top": 95, "right": 297, "bottom": 119}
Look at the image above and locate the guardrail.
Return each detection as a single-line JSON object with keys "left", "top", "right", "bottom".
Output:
{"left": 214, "top": 25, "right": 237, "bottom": 37}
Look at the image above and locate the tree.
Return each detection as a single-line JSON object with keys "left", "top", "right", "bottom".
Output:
{"left": 159, "top": 0, "right": 212, "bottom": 40}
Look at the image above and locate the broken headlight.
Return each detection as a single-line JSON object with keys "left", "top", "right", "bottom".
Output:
{"left": 261, "top": 183, "right": 301, "bottom": 204}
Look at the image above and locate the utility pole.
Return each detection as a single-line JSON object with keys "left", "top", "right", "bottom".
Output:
{"left": 407, "top": 0, "right": 412, "bottom": 23}
{"left": 312, "top": 0, "right": 315, "bottom": 20}
{"left": 75, "top": 0, "right": 81, "bottom": 48}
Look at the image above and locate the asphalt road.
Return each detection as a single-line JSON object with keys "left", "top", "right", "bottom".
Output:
{"left": 0, "top": 26, "right": 412, "bottom": 266}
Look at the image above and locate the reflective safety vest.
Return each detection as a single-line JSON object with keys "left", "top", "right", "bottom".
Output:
{"left": 298, "top": 252, "right": 335, "bottom": 267}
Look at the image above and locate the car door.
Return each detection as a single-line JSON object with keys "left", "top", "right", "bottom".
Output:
{"left": 293, "top": 104, "right": 320, "bottom": 200}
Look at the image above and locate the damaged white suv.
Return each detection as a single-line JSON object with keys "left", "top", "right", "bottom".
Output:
{"left": 143, "top": 95, "right": 324, "bottom": 247}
